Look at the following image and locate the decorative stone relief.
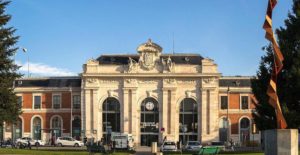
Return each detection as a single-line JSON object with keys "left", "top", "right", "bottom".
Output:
{"left": 137, "top": 39, "right": 162, "bottom": 71}
{"left": 146, "top": 90, "right": 152, "bottom": 97}
{"left": 125, "top": 78, "right": 137, "bottom": 84}
{"left": 203, "top": 77, "right": 216, "bottom": 84}
{"left": 163, "top": 78, "right": 176, "bottom": 84}
{"left": 185, "top": 90, "right": 192, "bottom": 98}
{"left": 162, "top": 56, "right": 175, "bottom": 72}
{"left": 127, "top": 57, "right": 139, "bottom": 73}
{"left": 177, "top": 80, "right": 196, "bottom": 84}
{"left": 87, "top": 78, "right": 97, "bottom": 84}
{"left": 99, "top": 80, "right": 119, "bottom": 84}
{"left": 107, "top": 90, "right": 116, "bottom": 97}
{"left": 87, "top": 58, "right": 98, "bottom": 65}
{"left": 138, "top": 80, "right": 159, "bottom": 84}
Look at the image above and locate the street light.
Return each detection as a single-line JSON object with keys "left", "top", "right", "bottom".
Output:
{"left": 22, "top": 48, "right": 29, "bottom": 77}
{"left": 226, "top": 86, "right": 230, "bottom": 144}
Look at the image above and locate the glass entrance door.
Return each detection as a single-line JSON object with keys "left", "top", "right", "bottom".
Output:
{"left": 140, "top": 97, "right": 159, "bottom": 146}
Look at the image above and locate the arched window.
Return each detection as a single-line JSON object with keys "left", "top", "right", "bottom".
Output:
{"left": 219, "top": 117, "right": 229, "bottom": 142}
{"left": 179, "top": 98, "right": 198, "bottom": 144}
{"left": 140, "top": 97, "right": 159, "bottom": 146}
{"left": 52, "top": 116, "right": 62, "bottom": 137}
{"left": 240, "top": 117, "right": 250, "bottom": 144}
{"left": 72, "top": 116, "right": 81, "bottom": 139}
{"left": 32, "top": 117, "right": 41, "bottom": 140}
{"left": 102, "top": 97, "right": 120, "bottom": 143}
{"left": 13, "top": 118, "right": 22, "bottom": 141}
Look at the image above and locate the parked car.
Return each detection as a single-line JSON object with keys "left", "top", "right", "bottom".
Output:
{"left": 160, "top": 141, "right": 177, "bottom": 152}
{"left": 15, "top": 137, "right": 45, "bottom": 146}
{"left": 211, "top": 141, "right": 225, "bottom": 151}
{"left": 183, "top": 141, "right": 202, "bottom": 151}
{"left": 56, "top": 137, "right": 84, "bottom": 147}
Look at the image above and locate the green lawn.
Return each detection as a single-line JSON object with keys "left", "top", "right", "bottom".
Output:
{"left": 0, "top": 148, "right": 129, "bottom": 155}
{"left": 0, "top": 148, "right": 299, "bottom": 155}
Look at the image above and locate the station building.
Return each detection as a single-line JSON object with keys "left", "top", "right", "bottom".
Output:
{"left": 1, "top": 40, "right": 260, "bottom": 146}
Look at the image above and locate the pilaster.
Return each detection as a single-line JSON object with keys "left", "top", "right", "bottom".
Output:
{"left": 92, "top": 89, "right": 99, "bottom": 140}
{"left": 122, "top": 89, "right": 129, "bottom": 133}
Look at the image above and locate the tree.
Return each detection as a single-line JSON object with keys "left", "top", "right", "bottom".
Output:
{"left": 252, "top": 0, "right": 300, "bottom": 130}
{"left": 0, "top": 0, "right": 22, "bottom": 125}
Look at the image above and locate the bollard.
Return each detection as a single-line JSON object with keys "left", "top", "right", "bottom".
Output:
{"left": 151, "top": 142, "right": 157, "bottom": 154}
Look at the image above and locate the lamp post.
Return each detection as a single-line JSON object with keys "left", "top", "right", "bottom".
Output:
{"left": 227, "top": 86, "right": 230, "bottom": 144}
{"left": 22, "top": 48, "right": 29, "bottom": 77}
{"left": 70, "top": 87, "right": 73, "bottom": 138}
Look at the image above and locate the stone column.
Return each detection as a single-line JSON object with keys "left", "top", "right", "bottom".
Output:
{"left": 84, "top": 89, "right": 91, "bottom": 137}
{"left": 169, "top": 89, "right": 177, "bottom": 141}
{"left": 92, "top": 89, "right": 99, "bottom": 140}
{"left": 131, "top": 89, "right": 137, "bottom": 136}
{"left": 161, "top": 88, "right": 168, "bottom": 141}
{"left": 81, "top": 87, "right": 86, "bottom": 138}
{"left": 200, "top": 88, "right": 207, "bottom": 142}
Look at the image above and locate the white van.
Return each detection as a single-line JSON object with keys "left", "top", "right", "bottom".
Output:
{"left": 110, "top": 132, "right": 134, "bottom": 150}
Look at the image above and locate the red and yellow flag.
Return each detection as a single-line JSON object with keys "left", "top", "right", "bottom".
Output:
{"left": 263, "top": 0, "right": 287, "bottom": 129}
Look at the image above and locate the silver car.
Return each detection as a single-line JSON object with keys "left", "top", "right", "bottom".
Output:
{"left": 160, "top": 141, "right": 177, "bottom": 152}
{"left": 56, "top": 137, "right": 84, "bottom": 147}
{"left": 15, "top": 137, "right": 45, "bottom": 146}
{"left": 184, "top": 141, "right": 202, "bottom": 151}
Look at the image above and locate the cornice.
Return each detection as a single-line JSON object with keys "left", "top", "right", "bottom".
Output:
{"left": 82, "top": 73, "right": 221, "bottom": 78}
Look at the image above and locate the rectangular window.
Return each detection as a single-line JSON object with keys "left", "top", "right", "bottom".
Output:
{"left": 220, "top": 96, "right": 228, "bottom": 109}
{"left": 53, "top": 95, "right": 61, "bottom": 109}
{"left": 73, "top": 95, "right": 80, "bottom": 109}
{"left": 241, "top": 96, "right": 249, "bottom": 109}
{"left": 34, "top": 96, "right": 41, "bottom": 109}
{"left": 17, "top": 96, "right": 22, "bottom": 106}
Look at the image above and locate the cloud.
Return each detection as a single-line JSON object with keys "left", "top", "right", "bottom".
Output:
{"left": 16, "top": 61, "right": 77, "bottom": 76}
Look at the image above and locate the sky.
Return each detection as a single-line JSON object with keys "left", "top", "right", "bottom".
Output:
{"left": 7, "top": 0, "right": 294, "bottom": 77}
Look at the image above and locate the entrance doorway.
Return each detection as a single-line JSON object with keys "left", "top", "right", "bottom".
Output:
{"left": 179, "top": 98, "right": 198, "bottom": 144}
{"left": 140, "top": 97, "right": 159, "bottom": 146}
{"left": 102, "top": 97, "right": 120, "bottom": 144}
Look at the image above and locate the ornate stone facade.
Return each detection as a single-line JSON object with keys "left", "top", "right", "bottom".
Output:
{"left": 82, "top": 40, "right": 222, "bottom": 145}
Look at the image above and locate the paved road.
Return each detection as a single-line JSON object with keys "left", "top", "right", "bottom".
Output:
{"left": 134, "top": 146, "right": 152, "bottom": 155}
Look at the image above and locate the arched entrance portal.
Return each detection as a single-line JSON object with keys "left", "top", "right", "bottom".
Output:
{"left": 140, "top": 97, "right": 159, "bottom": 146}
{"left": 32, "top": 117, "right": 42, "bottom": 140}
{"left": 179, "top": 98, "right": 198, "bottom": 144}
{"left": 12, "top": 118, "right": 22, "bottom": 141}
{"left": 72, "top": 116, "right": 81, "bottom": 140}
{"left": 51, "top": 116, "right": 62, "bottom": 138}
{"left": 102, "top": 97, "right": 120, "bottom": 144}
{"left": 219, "top": 117, "right": 229, "bottom": 142}
{"left": 240, "top": 117, "right": 250, "bottom": 145}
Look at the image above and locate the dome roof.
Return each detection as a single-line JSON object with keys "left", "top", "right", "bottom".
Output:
{"left": 137, "top": 39, "right": 162, "bottom": 53}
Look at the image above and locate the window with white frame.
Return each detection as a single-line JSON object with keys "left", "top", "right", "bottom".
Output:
{"left": 17, "top": 96, "right": 22, "bottom": 107}
{"left": 34, "top": 96, "right": 41, "bottom": 109}
{"left": 73, "top": 95, "right": 80, "bottom": 109}
{"left": 241, "top": 96, "right": 249, "bottom": 109}
{"left": 52, "top": 95, "right": 61, "bottom": 109}
{"left": 220, "top": 96, "right": 228, "bottom": 110}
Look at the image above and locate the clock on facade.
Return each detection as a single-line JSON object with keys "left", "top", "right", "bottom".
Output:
{"left": 145, "top": 102, "right": 154, "bottom": 111}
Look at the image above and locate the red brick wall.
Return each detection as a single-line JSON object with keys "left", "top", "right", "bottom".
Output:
{"left": 62, "top": 92, "right": 71, "bottom": 108}
{"left": 219, "top": 113, "right": 253, "bottom": 134}
{"left": 44, "top": 93, "right": 52, "bottom": 108}
{"left": 21, "top": 112, "right": 75, "bottom": 133}
{"left": 229, "top": 93, "right": 240, "bottom": 109}
{"left": 18, "top": 91, "right": 80, "bottom": 134}
{"left": 22, "top": 93, "right": 32, "bottom": 108}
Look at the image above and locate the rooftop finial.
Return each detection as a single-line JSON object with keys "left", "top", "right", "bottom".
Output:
{"left": 148, "top": 38, "right": 152, "bottom": 44}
